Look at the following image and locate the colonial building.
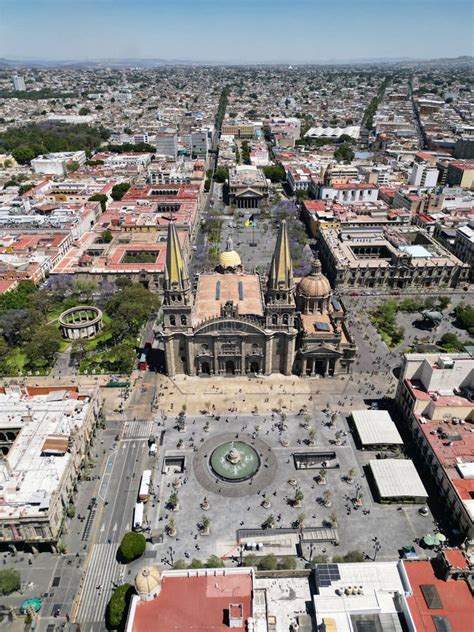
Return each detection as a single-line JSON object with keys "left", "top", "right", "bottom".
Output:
{"left": 227, "top": 165, "right": 269, "bottom": 209}
{"left": 159, "top": 221, "right": 356, "bottom": 377}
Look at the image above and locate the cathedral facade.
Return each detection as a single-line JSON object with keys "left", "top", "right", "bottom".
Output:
{"left": 160, "top": 221, "right": 356, "bottom": 377}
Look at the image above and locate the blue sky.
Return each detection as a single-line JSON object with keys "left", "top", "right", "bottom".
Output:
{"left": 0, "top": 0, "right": 472, "bottom": 62}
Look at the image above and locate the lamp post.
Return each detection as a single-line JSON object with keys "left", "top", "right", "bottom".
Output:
{"left": 168, "top": 546, "right": 175, "bottom": 566}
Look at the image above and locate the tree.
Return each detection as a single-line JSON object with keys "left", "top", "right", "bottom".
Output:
{"left": 0, "top": 568, "right": 20, "bottom": 595}
{"left": 188, "top": 558, "right": 203, "bottom": 569}
{"left": 18, "top": 183, "right": 35, "bottom": 195}
{"left": 106, "top": 583, "right": 132, "bottom": 630}
{"left": 439, "top": 333, "right": 465, "bottom": 352}
{"left": 12, "top": 146, "right": 35, "bottom": 164}
{"left": 172, "top": 559, "right": 187, "bottom": 570}
{"left": 277, "top": 556, "right": 297, "bottom": 570}
{"left": 67, "top": 160, "right": 80, "bottom": 172}
{"left": 206, "top": 555, "right": 225, "bottom": 568}
{"left": 294, "top": 489, "right": 304, "bottom": 506}
{"left": 342, "top": 550, "right": 365, "bottom": 563}
{"left": 262, "top": 165, "right": 286, "bottom": 182}
{"left": 437, "top": 296, "right": 450, "bottom": 310}
{"left": 213, "top": 166, "right": 229, "bottom": 183}
{"left": 100, "top": 229, "right": 113, "bottom": 243}
{"left": 262, "top": 514, "right": 275, "bottom": 529}
{"left": 79, "top": 107, "right": 91, "bottom": 115}
{"left": 111, "top": 182, "right": 131, "bottom": 201}
{"left": 167, "top": 492, "right": 179, "bottom": 510}
{"left": 334, "top": 144, "right": 354, "bottom": 163}
{"left": 241, "top": 554, "right": 259, "bottom": 568}
{"left": 454, "top": 303, "right": 474, "bottom": 335}
{"left": 24, "top": 323, "right": 62, "bottom": 370}
{"left": 88, "top": 193, "right": 108, "bottom": 212}
{"left": 118, "top": 532, "right": 146, "bottom": 563}
{"left": 258, "top": 554, "right": 278, "bottom": 571}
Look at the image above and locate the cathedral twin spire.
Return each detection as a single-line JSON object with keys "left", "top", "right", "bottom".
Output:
{"left": 268, "top": 220, "right": 294, "bottom": 291}
{"left": 164, "top": 222, "right": 188, "bottom": 291}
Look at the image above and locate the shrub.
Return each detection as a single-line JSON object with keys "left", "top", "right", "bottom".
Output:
{"left": 277, "top": 556, "right": 297, "bottom": 570}
{"left": 188, "top": 558, "right": 203, "bottom": 569}
{"left": 118, "top": 532, "right": 146, "bottom": 563}
{"left": 258, "top": 554, "right": 278, "bottom": 571}
{"left": 106, "top": 583, "right": 132, "bottom": 630}
{"left": 0, "top": 568, "right": 20, "bottom": 595}
{"left": 206, "top": 555, "right": 225, "bottom": 568}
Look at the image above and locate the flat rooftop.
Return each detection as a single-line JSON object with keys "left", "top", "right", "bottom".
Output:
{"left": 0, "top": 386, "right": 94, "bottom": 522}
{"left": 131, "top": 570, "right": 253, "bottom": 632}
{"left": 351, "top": 410, "right": 404, "bottom": 446}
{"left": 369, "top": 459, "right": 428, "bottom": 499}
{"left": 193, "top": 273, "right": 264, "bottom": 325}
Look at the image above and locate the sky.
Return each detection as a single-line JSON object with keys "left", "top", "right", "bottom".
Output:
{"left": 0, "top": 0, "right": 472, "bottom": 63}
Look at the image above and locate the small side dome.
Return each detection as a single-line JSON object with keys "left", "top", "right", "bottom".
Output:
{"left": 297, "top": 258, "right": 331, "bottom": 298}
{"left": 218, "top": 236, "right": 242, "bottom": 270}
{"left": 135, "top": 565, "right": 161, "bottom": 601}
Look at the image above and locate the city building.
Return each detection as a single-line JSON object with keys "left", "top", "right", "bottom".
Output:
{"left": 0, "top": 384, "right": 101, "bottom": 551}
{"left": 160, "top": 221, "right": 355, "bottom": 377}
{"left": 221, "top": 122, "right": 255, "bottom": 139}
{"left": 12, "top": 74, "right": 26, "bottom": 91}
{"left": 452, "top": 223, "right": 474, "bottom": 277}
{"left": 156, "top": 128, "right": 178, "bottom": 161}
{"left": 317, "top": 226, "right": 470, "bottom": 289}
{"left": 31, "top": 151, "right": 87, "bottom": 176}
{"left": 396, "top": 353, "right": 474, "bottom": 540}
{"left": 350, "top": 410, "right": 404, "bottom": 450}
{"left": 317, "top": 183, "right": 379, "bottom": 205}
{"left": 227, "top": 165, "right": 269, "bottom": 208}
{"left": 125, "top": 567, "right": 253, "bottom": 632}
{"left": 446, "top": 161, "right": 474, "bottom": 189}
{"left": 190, "top": 129, "right": 209, "bottom": 160}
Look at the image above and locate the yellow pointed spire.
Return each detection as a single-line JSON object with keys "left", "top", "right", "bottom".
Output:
{"left": 269, "top": 220, "right": 294, "bottom": 290}
{"left": 164, "top": 222, "right": 187, "bottom": 290}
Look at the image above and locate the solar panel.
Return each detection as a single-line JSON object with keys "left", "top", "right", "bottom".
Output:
{"left": 331, "top": 297, "right": 342, "bottom": 311}
{"left": 315, "top": 563, "right": 340, "bottom": 587}
{"left": 314, "top": 321, "right": 330, "bottom": 332}
{"left": 421, "top": 584, "right": 443, "bottom": 609}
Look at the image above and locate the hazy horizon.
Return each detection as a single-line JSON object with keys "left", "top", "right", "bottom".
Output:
{"left": 0, "top": 0, "right": 472, "bottom": 63}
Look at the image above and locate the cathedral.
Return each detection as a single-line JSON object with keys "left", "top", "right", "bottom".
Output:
{"left": 160, "top": 221, "right": 356, "bottom": 377}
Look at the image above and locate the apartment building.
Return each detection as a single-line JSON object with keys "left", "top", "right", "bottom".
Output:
{"left": 395, "top": 354, "right": 474, "bottom": 540}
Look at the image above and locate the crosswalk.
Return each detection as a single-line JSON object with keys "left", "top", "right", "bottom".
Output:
{"left": 123, "top": 419, "right": 155, "bottom": 438}
{"left": 76, "top": 543, "right": 121, "bottom": 625}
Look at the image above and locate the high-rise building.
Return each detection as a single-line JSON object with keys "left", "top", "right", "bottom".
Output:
{"left": 156, "top": 128, "right": 178, "bottom": 161}
{"left": 190, "top": 129, "right": 209, "bottom": 159}
{"left": 12, "top": 74, "right": 26, "bottom": 91}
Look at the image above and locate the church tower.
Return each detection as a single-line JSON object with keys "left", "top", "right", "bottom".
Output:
{"left": 266, "top": 220, "right": 295, "bottom": 327}
{"left": 265, "top": 220, "right": 297, "bottom": 374}
{"left": 162, "top": 222, "right": 193, "bottom": 375}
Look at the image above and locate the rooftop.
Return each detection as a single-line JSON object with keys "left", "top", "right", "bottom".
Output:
{"left": 351, "top": 410, "right": 404, "bottom": 446}
{"left": 129, "top": 569, "right": 253, "bottom": 632}
{"left": 369, "top": 459, "right": 428, "bottom": 499}
{"left": 193, "top": 273, "right": 264, "bottom": 324}
{"left": 404, "top": 560, "right": 473, "bottom": 632}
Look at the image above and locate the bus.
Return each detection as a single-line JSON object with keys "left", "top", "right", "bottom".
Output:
{"left": 133, "top": 502, "right": 144, "bottom": 531}
{"left": 138, "top": 469, "right": 152, "bottom": 502}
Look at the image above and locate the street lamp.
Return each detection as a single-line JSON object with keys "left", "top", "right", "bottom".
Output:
{"left": 168, "top": 546, "right": 175, "bottom": 566}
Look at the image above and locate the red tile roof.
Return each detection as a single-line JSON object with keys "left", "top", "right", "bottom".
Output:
{"left": 132, "top": 572, "right": 252, "bottom": 632}
{"left": 404, "top": 560, "right": 473, "bottom": 632}
{"left": 443, "top": 549, "right": 469, "bottom": 570}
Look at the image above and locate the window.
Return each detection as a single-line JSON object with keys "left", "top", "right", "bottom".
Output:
{"left": 170, "top": 316, "right": 176, "bottom": 326}
{"left": 271, "top": 314, "right": 278, "bottom": 325}
{"left": 181, "top": 315, "right": 187, "bottom": 326}
{"left": 282, "top": 314, "right": 289, "bottom": 325}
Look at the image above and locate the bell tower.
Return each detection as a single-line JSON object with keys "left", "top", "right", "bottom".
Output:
{"left": 265, "top": 220, "right": 295, "bottom": 327}
{"left": 162, "top": 222, "right": 193, "bottom": 329}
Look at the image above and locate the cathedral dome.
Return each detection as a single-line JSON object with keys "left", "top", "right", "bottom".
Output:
{"left": 135, "top": 565, "right": 161, "bottom": 600}
{"left": 297, "top": 258, "right": 331, "bottom": 298}
{"left": 218, "top": 236, "right": 241, "bottom": 269}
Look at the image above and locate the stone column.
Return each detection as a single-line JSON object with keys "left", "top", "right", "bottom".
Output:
{"left": 185, "top": 338, "right": 195, "bottom": 376}
{"left": 264, "top": 337, "right": 273, "bottom": 375}
{"left": 284, "top": 335, "right": 296, "bottom": 375}
{"left": 301, "top": 357, "right": 307, "bottom": 376}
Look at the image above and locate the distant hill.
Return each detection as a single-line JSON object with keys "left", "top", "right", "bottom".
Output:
{"left": 0, "top": 55, "right": 472, "bottom": 69}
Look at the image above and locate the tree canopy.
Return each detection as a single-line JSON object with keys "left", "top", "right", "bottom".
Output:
{"left": 0, "top": 568, "right": 20, "bottom": 595}
{"left": 106, "top": 583, "right": 132, "bottom": 630}
{"left": 118, "top": 532, "right": 146, "bottom": 563}
{"left": 0, "top": 122, "right": 111, "bottom": 164}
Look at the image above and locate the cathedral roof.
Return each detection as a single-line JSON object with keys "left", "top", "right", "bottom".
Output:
{"left": 297, "top": 258, "right": 331, "bottom": 298}
{"left": 218, "top": 236, "right": 242, "bottom": 269}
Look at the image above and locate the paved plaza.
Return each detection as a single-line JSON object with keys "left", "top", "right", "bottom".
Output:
{"left": 145, "top": 410, "right": 437, "bottom": 566}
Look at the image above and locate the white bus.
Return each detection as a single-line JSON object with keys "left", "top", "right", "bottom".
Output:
{"left": 138, "top": 469, "right": 152, "bottom": 502}
{"left": 133, "top": 502, "right": 144, "bottom": 531}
